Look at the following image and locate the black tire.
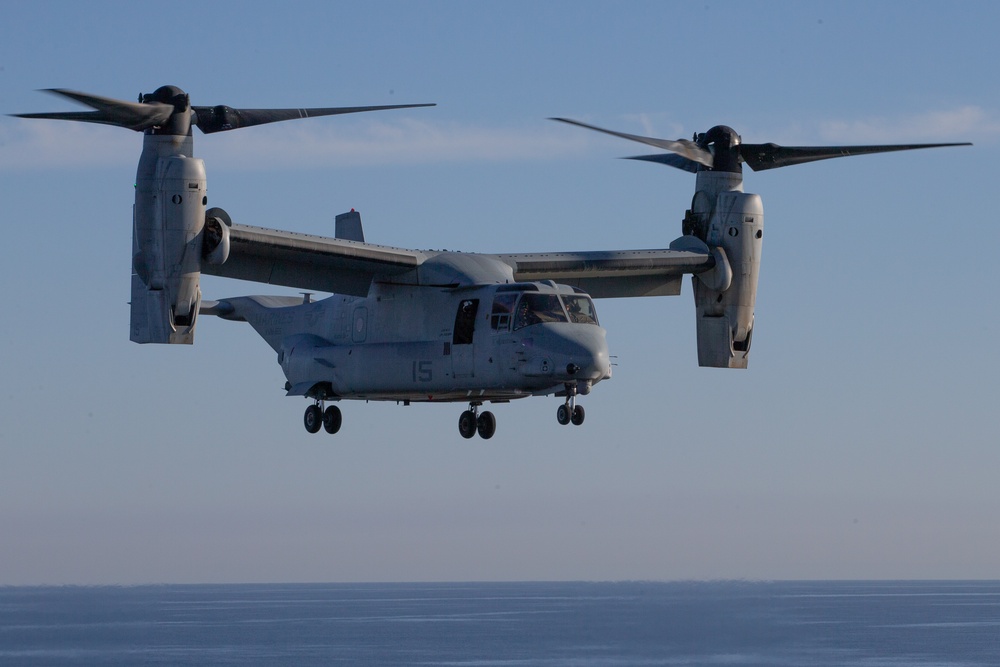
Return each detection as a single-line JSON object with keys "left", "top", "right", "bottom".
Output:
{"left": 571, "top": 404, "right": 586, "bottom": 426}
{"left": 556, "top": 404, "right": 570, "bottom": 425}
{"left": 477, "top": 411, "right": 497, "bottom": 440}
{"left": 458, "top": 410, "right": 477, "bottom": 439}
{"left": 304, "top": 405, "right": 322, "bottom": 433}
{"left": 323, "top": 405, "right": 342, "bottom": 434}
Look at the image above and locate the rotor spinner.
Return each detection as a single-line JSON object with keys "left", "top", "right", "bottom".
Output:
{"left": 697, "top": 125, "right": 743, "bottom": 174}
{"left": 140, "top": 85, "right": 192, "bottom": 136}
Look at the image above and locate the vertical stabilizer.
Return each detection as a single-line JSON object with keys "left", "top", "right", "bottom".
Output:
{"left": 335, "top": 209, "right": 365, "bottom": 242}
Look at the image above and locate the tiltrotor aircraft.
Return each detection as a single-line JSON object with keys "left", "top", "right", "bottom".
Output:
{"left": 15, "top": 87, "right": 970, "bottom": 439}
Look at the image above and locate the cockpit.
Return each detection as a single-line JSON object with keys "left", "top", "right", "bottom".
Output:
{"left": 490, "top": 286, "right": 599, "bottom": 332}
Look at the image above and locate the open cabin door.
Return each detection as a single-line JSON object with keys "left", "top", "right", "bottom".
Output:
{"left": 451, "top": 298, "right": 479, "bottom": 379}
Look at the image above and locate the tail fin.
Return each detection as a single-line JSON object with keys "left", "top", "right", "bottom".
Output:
{"left": 335, "top": 209, "right": 365, "bottom": 242}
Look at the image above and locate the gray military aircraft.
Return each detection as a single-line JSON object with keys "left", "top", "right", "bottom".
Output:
{"left": 15, "top": 86, "right": 970, "bottom": 439}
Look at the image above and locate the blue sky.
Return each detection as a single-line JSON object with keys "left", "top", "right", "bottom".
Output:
{"left": 1, "top": 1, "right": 997, "bottom": 584}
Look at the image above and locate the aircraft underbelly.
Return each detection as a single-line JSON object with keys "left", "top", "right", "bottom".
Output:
{"left": 285, "top": 336, "right": 556, "bottom": 399}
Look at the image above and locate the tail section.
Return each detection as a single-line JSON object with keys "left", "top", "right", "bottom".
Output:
{"left": 200, "top": 295, "right": 319, "bottom": 352}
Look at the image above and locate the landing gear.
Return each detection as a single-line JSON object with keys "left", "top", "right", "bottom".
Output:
{"left": 304, "top": 404, "right": 323, "bottom": 433}
{"left": 304, "top": 400, "right": 342, "bottom": 435}
{"left": 477, "top": 411, "right": 496, "bottom": 440}
{"left": 459, "top": 409, "right": 477, "bottom": 439}
{"left": 323, "top": 405, "right": 342, "bottom": 434}
{"left": 557, "top": 386, "right": 586, "bottom": 427}
{"left": 458, "top": 403, "right": 496, "bottom": 440}
{"left": 557, "top": 403, "right": 571, "bottom": 425}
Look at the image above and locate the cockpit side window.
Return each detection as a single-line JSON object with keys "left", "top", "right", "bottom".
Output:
{"left": 563, "top": 295, "right": 599, "bottom": 325}
{"left": 491, "top": 292, "right": 518, "bottom": 331}
{"left": 513, "top": 293, "right": 568, "bottom": 330}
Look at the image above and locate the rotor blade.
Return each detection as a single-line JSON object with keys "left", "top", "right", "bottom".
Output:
{"left": 551, "top": 117, "right": 714, "bottom": 168}
{"left": 12, "top": 88, "right": 173, "bottom": 131}
{"left": 740, "top": 141, "right": 973, "bottom": 171}
{"left": 626, "top": 153, "right": 701, "bottom": 173}
{"left": 193, "top": 103, "right": 436, "bottom": 134}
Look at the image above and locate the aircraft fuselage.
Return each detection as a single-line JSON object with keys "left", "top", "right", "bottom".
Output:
{"left": 228, "top": 279, "right": 611, "bottom": 405}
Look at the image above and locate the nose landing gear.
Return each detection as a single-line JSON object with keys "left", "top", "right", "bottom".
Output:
{"left": 459, "top": 402, "right": 496, "bottom": 440}
{"left": 303, "top": 400, "right": 342, "bottom": 435}
{"left": 556, "top": 385, "right": 585, "bottom": 426}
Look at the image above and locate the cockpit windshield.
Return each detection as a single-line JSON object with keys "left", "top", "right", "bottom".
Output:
{"left": 503, "top": 292, "right": 600, "bottom": 331}
{"left": 514, "top": 294, "right": 565, "bottom": 329}
{"left": 562, "top": 294, "right": 599, "bottom": 325}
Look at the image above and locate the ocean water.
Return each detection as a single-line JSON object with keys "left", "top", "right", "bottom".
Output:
{"left": 1, "top": 581, "right": 998, "bottom": 666}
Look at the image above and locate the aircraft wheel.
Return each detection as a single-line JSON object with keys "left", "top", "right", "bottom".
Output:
{"left": 477, "top": 411, "right": 496, "bottom": 440}
{"left": 323, "top": 405, "right": 342, "bottom": 434}
{"left": 571, "top": 405, "right": 585, "bottom": 426}
{"left": 458, "top": 410, "right": 477, "bottom": 439}
{"left": 556, "top": 404, "right": 571, "bottom": 425}
{"left": 304, "top": 404, "right": 322, "bottom": 434}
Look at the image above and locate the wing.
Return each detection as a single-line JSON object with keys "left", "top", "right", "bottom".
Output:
{"left": 204, "top": 223, "right": 714, "bottom": 298}
{"left": 495, "top": 238, "right": 715, "bottom": 298}
{"left": 203, "top": 223, "right": 426, "bottom": 296}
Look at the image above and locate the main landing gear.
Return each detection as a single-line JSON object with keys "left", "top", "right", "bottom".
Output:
{"left": 459, "top": 402, "right": 496, "bottom": 440}
{"left": 304, "top": 400, "right": 342, "bottom": 435}
{"left": 556, "top": 386, "right": 585, "bottom": 426}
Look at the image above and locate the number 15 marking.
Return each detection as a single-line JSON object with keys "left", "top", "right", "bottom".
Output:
{"left": 412, "top": 360, "right": 432, "bottom": 382}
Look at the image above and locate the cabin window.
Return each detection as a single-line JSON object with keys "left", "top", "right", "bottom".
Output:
{"left": 453, "top": 299, "right": 479, "bottom": 345}
{"left": 490, "top": 292, "right": 518, "bottom": 331}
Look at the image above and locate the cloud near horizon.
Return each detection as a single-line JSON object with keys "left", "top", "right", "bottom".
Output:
{"left": 817, "top": 106, "right": 995, "bottom": 144}
{"left": 0, "top": 117, "right": 590, "bottom": 171}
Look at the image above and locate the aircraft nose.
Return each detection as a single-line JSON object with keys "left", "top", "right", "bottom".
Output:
{"left": 568, "top": 334, "right": 609, "bottom": 380}
{"left": 536, "top": 324, "right": 610, "bottom": 382}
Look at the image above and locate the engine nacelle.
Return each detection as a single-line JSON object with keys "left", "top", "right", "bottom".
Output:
{"left": 130, "top": 139, "right": 208, "bottom": 344}
{"left": 692, "top": 190, "right": 763, "bottom": 369}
